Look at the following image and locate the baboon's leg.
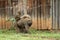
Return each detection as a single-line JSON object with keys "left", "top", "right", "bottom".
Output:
{"left": 14, "top": 23, "right": 20, "bottom": 33}
{"left": 16, "top": 27, "right": 20, "bottom": 33}
{"left": 19, "top": 28, "right": 24, "bottom": 33}
{"left": 24, "top": 23, "right": 29, "bottom": 33}
{"left": 23, "top": 28, "right": 28, "bottom": 33}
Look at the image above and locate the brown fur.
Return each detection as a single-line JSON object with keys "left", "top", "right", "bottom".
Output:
{"left": 14, "top": 12, "right": 32, "bottom": 33}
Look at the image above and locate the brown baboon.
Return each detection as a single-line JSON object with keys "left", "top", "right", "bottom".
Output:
{"left": 14, "top": 12, "right": 32, "bottom": 33}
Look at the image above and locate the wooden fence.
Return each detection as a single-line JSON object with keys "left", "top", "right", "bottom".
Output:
{"left": 0, "top": 0, "right": 60, "bottom": 30}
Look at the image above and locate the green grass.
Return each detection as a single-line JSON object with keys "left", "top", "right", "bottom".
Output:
{"left": 0, "top": 29, "right": 60, "bottom": 40}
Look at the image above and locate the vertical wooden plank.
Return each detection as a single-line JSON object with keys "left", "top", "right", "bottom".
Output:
{"left": 54, "top": 0, "right": 57, "bottom": 29}
{"left": 8, "top": 0, "right": 12, "bottom": 16}
{"left": 37, "top": 0, "right": 41, "bottom": 29}
{"left": 52, "top": 0, "right": 58, "bottom": 29}
{"left": 41, "top": 0, "right": 47, "bottom": 29}
{"left": 58, "top": 0, "right": 60, "bottom": 29}
{"left": 34, "top": 0, "right": 37, "bottom": 29}
{"left": 56, "top": 0, "right": 59, "bottom": 29}
{"left": 41, "top": 0, "right": 44, "bottom": 29}
{"left": 44, "top": 0, "right": 46, "bottom": 29}
{"left": 52, "top": 0, "right": 56, "bottom": 29}
{"left": 46, "top": 0, "right": 52, "bottom": 30}
{"left": 50, "top": 0, "right": 53, "bottom": 29}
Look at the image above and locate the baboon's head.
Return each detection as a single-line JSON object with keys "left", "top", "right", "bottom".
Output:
{"left": 15, "top": 11, "right": 21, "bottom": 21}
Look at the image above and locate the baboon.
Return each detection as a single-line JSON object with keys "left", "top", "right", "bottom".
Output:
{"left": 14, "top": 12, "right": 32, "bottom": 33}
